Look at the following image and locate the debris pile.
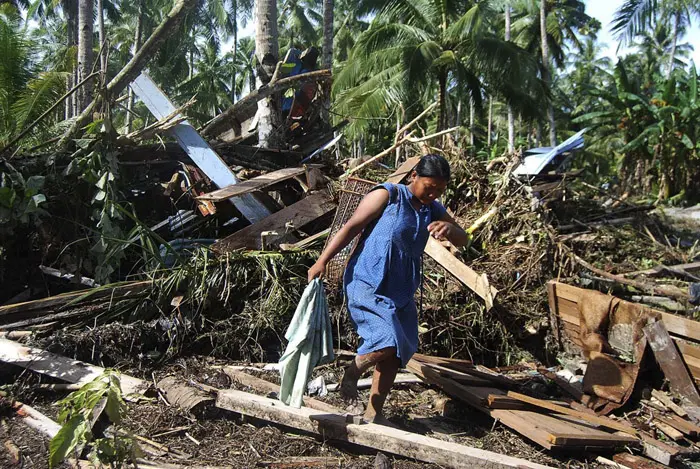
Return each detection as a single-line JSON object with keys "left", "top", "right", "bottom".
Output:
{"left": 1, "top": 30, "right": 700, "bottom": 468}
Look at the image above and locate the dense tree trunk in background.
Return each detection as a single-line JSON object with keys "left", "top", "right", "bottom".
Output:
{"left": 505, "top": 0, "right": 515, "bottom": 153}
{"left": 231, "top": 16, "right": 238, "bottom": 103}
{"left": 322, "top": 0, "right": 333, "bottom": 121}
{"left": 77, "top": 0, "right": 94, "bottom": 110}
{"left": 126, "top": 1, "right": 143, "bottom": 133}
{"left": 540, "top": 0, "right": 556, "bottom": 147}
{"left": 256, "top": 0, "right": 280, "bottom": 148}
{"left": 536, "top": 121, "right": 542, "bottom": 146}
{"left": 437, "top": 71, "right": 447, "bottom": 131}
{"left": 667, "top": 10, "right": 680, "bottom": 79}
{"left": 469, "top": 97, "right": 475, "bottom": 146}
{"left": 64, "top": 0, "right": 78, "bottom": 119}
{"left": 97, "top": 0, "right": 105, "bottom": 73}
{"left": 487, "top": 96, "right": 492, "bottom": 147}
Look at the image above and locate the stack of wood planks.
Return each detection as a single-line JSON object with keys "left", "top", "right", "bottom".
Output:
{"left": 548, "top": 281, "right": 700, "bottom": 384}
{"left": 406, "top": 354, "right": 639, "bottom": 451}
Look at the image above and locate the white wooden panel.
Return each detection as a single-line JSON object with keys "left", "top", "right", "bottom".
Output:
{"left": 130, "top": 73, "right": 270, "bottom": 223}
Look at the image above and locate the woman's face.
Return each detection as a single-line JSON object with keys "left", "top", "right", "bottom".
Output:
{"left": 410, "top": 173, "right": 448, "bottom": 205}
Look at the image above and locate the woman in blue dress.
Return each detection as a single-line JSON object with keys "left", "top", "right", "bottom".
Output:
{"left": 308, "top": 154, "right": 468, "bottom": 425}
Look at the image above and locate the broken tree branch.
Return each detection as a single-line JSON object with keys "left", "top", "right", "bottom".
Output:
{"left": 58, "top": 0, "right": 197, "bottom": 148}
{"left": 341, "top": 126, "right": 459, "bottom": 180}
{"left": 200, "top": 69, "right": 332, "bottom": 139}
{"left": 571, "top": 253, "right": 688, "bottom": 302}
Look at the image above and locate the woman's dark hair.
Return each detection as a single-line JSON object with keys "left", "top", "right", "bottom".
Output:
{"left": 414, "top": 154, "right": 450, "bottom": 180}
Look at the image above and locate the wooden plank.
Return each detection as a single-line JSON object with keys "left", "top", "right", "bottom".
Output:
{"left": 408, "top": 359, "right": 634, "bottom": 450}
{"left": 223, "top": 367, "right": 340, "bottom": 414}
{"left": 412, "top": 353, "right": 474, "bottom": 373}
{"left": 279, "top": 228, "right": 330, "bottom": 251}
{"left": 538, "top": 369, "right": 585, "bottom": 401}
{"left": 130, "top": 73, "right": 270, "bottom": 223}
{"left": 0, "top": 338, "right": 147, "bottom": 397}
{"left": 651, "top": 419, "right": 684, "bottom": 441}
{"left": 386, "top": 156, "right": 420, "bottom": 184}
{"left": 667, "top": 414, "right": 700, "bottom": 437}
{"left": 213, "top": 194, "right": 336, "bottom": 252}
{"left": 424, "top": 237, "right": 498, "bottom": 309}
{"left": 550, "top": 281, "right": 700, "bottom": 343}
{"left": 548, "top": 433, "right": 637, "bottom": 447}
{"left": 197, "top": 167, "right": 314, "bottom": 202}
{"left": 505, "top": 391, "right": 638, "bottom": 436}
{"left": 644, "top": 321, "right": 700, "bottom": 411}
{"left": 613, "top": 453, "right": 671, "bottom": 469}
{"left": 215, "top": 389, "right": 555, "bottom": 469}
{"left": 650, "top": 389, "right": 687, "bottom": 418}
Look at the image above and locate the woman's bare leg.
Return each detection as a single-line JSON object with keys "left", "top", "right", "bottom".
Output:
{"left": 339, "top": 347, "right": 397, "bottom": 402}
{"left": 364, "top": 354, "right": 400, "bottom": 423}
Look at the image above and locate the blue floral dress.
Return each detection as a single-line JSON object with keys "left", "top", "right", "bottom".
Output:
{"left": 343, "top": 183, "right": 447, "bottom": 366}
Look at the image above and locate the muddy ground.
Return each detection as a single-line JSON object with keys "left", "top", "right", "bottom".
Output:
{"left": 2, "top": 357, "right": 617, "bottom": 468}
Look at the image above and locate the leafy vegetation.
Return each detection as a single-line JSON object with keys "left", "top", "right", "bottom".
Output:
{"left": 49, "top": 371, "right": 141, "bottom": 468}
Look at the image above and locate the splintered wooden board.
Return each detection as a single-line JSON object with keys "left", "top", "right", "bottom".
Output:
{"left": 197, "top": 167, "right": 319, "bottom": 202}
{"left": 407, "top": 359, "right": 636, "bottom": 450}
{"left": 213, "top": 193, "right": 336, "bottom": 252}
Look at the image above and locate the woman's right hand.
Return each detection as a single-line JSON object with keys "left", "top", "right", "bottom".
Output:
{"left": 308, "top": 260, "right": 327, "bottom": 283}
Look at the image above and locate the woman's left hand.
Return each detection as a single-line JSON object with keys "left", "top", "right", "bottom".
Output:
{"left": 427, "top": 220, "right": 453, "bottom": 241}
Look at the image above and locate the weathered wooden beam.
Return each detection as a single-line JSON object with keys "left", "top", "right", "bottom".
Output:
{"left": 197, "top": 167, "right": 319, "bottom": 202}
{"left": 215, "top": 389, "right": 555, "bottom": 469}
{"left": 0, "top": 338, "right": 147, "bottom": 398}
{"left": 223, "top": 367, "right": 339, "bottom": 414}
{"left": 644, "top": 321, "right": 700, "bottom": 417}
{"left": 213, "top": 193, "right": 336, "bottom": 253}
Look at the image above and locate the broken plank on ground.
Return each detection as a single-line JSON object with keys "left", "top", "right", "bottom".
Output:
{"left": 215, "top": 388, "right": 555, "bottom": 469}
{"left": 407, "top": 358, "right": 637, "bottom": 450}
{"left": 0, "top": 338, "right": 147, "bottom": 397}
{"left": 223, "top": 367, "right": 340, "bottom": 414}
{"left": 197, "top": 166, "right": 320, "bottom": 202}
{"left": 213, "top": 193, "right": 336, "bottom": 252}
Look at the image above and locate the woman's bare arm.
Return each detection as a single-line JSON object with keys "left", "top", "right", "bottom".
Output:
{"left": 427, "top": 213, "right": 469, "bottom": 247}
{"left": 308, "top": 189, "right": 390, "bottom": 281}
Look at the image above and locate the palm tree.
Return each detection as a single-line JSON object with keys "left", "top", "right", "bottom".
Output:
{"left": 279, "top": 0, "right": 322, "bottom": 50}
{"left": 0, "top": 6, "right": 67, "bottom": 149}
{"left": 504, "top": 0, "right": 515, "bottom": 152}
{"left": 177, "top": 43, "right": 233, "bottom": 122}
{"left": 334, "top": 0, "right": 546, "bottom": 136}
{"left": 611, "top": 0, "right": 700, "bottom": 78}
{"left": 231, "top": 36, "right": 256, "bottom": 99}
{"left": 256, "top": 0, "right": 280, "bottom": 147}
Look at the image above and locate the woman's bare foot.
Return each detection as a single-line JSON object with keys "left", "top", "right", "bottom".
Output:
{"left": 338, "top": 365, "right": 365, "bottom": 414}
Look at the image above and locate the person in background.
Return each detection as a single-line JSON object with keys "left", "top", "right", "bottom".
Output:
{"left": 308, "top": 154, "right": 468, "bottom": 425}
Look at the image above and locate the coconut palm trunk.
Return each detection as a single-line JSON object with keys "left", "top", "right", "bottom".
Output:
{"left": 540, "top": 0, "right": 556, "bottom": 147}
{"left": 126, "top": 1, "right": 143, "bottom": 133}
{"left": 97, "top": 0, "right": 105, "bottom": 73}
{"left": 322, "top": 0, "right": 333, "bottom": 119}
{"left": 667, "top": 10, "right": 681, "bottom": 78}
{"left": 505, "top": 0, "right": 515, "bottom": 152}
{"left": 77, "top": 0, "right": 94, "bottom": 111}
{"left": 64, "top": 0, "right": 78, "bottom": 118}
{"left": 255, "top": 0, "right": 280, "bottom": 148}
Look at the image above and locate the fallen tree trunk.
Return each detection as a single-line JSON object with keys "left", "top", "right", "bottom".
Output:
{"left": 201, "top": 69, "right": 332, "bottom": 141}
{"left": 59, "top": 0, "right": 197, "bottom": 147}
